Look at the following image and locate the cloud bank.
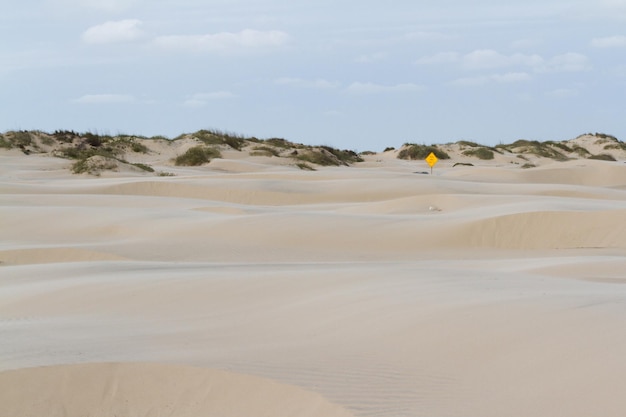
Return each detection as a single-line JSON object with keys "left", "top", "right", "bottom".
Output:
{"left": 82, "top": 19, "right": 144, "bottom": 44}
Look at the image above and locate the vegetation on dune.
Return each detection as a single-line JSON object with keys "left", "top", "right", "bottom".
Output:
{"left": 2, "top": 129, "right": 624, "bottom": 176}
{"left": 462, "top": 147, "right": 494, "bottom": 160}
{"left": 456, "top": 140, "right": 482, "bottom": 148}
{"left": 174, "top": 146, "right": 222, "bottom": 166}
{"left": 588, "top": 153, "right": 617, "bottom": 161}
{"left": 295, "top": 146, "right": 363, "bottom": 166}
{"left": 397, "top": 144, "right": 450, "bottom": 160}
{"left": 250, "top": 145, "right": 281, "bottom": 157}
{"left": 295, "top": 162, "right": 316, "bottom": 171}
{"left": 495, "top": 139, "right": 569, "bottom": 161}
{"left": 189, "top": 129, "right": 247, "bottom": 151}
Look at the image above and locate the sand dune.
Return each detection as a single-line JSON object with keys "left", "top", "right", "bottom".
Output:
{"left": 2, "top": 146, "right": 626, "bottom": 417}
{"left": 0, "top": 362, "right": 355, "bottom": 417}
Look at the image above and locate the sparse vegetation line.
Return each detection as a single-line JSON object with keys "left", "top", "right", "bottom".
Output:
{"left": 1, "top": 130, "right": 623, "bottom": 175}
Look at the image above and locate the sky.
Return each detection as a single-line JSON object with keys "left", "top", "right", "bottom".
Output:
{"left": 2, "top": 0, "right": 626, "bottom": 151}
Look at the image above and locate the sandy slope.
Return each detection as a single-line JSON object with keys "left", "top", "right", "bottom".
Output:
{"left": 0, "top": 363, "right": 354, "bottom": 417}
{"left": 2, "top": 149, "right": 626, "bottom": 417}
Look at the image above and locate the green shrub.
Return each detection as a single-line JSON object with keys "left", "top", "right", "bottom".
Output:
{"left": 174, "top": 146, "right": 221, "bottom": 166}
{"left": 0, "top": 136, "right": 12, "bottom": 149}
{"left": 397, "top": 144, "right": 450, "bottom": 160}
{"left": 604, "top": 143, "right": 626, "bottom": 151}
{"left": 589, "top": 153, "right": 617, "bottom": 161}
{"left": 462, "top": 147, "right": 494, "bottom": 160}
{"left": 71, "top": 156, "right": 118, "bottom": 174}
{"left": 573, "top": 146, "right": 591, "bottom": 157}
{"left": 131, "top": 141, "right": 149, "bottom": 153}
{"left": 499, "top": 139, "right": 568, "bottom": 161}
{"left": 320, "top": 146, "right": 364, "bottom": 164}
{"left": 265, "top": 138, "right": 296, "bottom": 149}
{"left": 13, "top": 131, "right": 33, "bottom": 147}
{"left": 383, "top": 146, "right": 395, "bottom": 152}
{"left": 296, "top": 162, "right": 315, "bottom": 170}
{"left": 457, "top": 140, "right": 481, "bottom": 147}
{"left": 297, "top": 150, "right": 339, "bottom": 166}
{"left": 193, "top": 129, "right": 246, "bottom": 150}
{"left": 132, "top": 163, "right": 154, "bottom": 172}
{"left": 547, "top": 141, "right": 573, "bottom": 153}
{"left": 295, "top": 146, "right": 363, "bottom": 166}
{"left": 251, "top": 145, "right": 280, "bottom": 157}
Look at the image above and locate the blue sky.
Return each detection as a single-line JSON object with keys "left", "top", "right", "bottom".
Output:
{"left": 2, "top": 0, "right": 626, "bottom": 151}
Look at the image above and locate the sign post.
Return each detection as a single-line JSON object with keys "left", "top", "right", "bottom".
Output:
{"left": 425, "top": 152, "right": 438, "bottom": 175}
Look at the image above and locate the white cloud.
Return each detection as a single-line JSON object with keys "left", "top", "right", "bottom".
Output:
{"left": 449, "top": 72, "right": 531, "bottom": 87}
{"left": 416, "top": 49, "right": 588, "bottom": 74}
{"left": 546, "top": 88, "right": 579, "bottom": 98}
{"left": 183, "top": 92, "right": 237, "bottom": 107}
{"left": 415, "top": 50, "right": 542, "bottom": 70}
{"left": 492, "top": 72, "right": 532, "bottom": 83}
{"left": 82, "top": 19, "right": 144, "bottom": 44}
{"left": 591, "top": 35, "right": 626, "bottom": 48}
{"left": 345, "top": 82, "right": 424, "bottom": 94}
{"left": 541, "top": 53, "right": 591, "bottom": 72}
{"left": 448, "top": 76, "right": 489, "bottom": 87}
{"left": 414, "top": 52, "right": 460, "bottom": 66}
{"left": 154, "top": 29, "right": 290, "bottom": 53}
{"left": 73, "top": 94, "right": 135, "bottom": 104}
{"left": 274, "top": 77, "right": 339, "bottom": 89}
{"left": 461, "top": 49, "right": 543, "bottom": 70}
{"left": 48, "top": 0, "right": 138, "bottom": 13}
{"left": 355, "top": 52, "right": 386, "bottom": 63}
{"left": 510, "top": 38, "right": 540, "bottom": 49}
{"left": 403, "top": 31, "right": 452, "bottom": 41}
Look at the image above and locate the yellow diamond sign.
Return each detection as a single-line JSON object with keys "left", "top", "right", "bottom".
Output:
{"left": 425, "top": 152, "right": 438, "bottom": 168}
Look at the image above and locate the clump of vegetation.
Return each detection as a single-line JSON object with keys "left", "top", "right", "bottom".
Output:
{"left": 295, "top": 146, "right": 363, "bottom": 166}
{"left": 453, "top": 162, "right": 474, "bottom": 167}
{"left": 295, "top": 162, "right": 315, "bottom": 171}
{"left": 174, "top": 146, "right": 221, "bottom": 166}
{"left": 496, "top": 139, "right": 568, "bottom": 161}
{"left": 589, "top": 153, "right": 617, "bottom": 161}
{"left": 131, "top": 163, "right": 154, "bottom": 172}
{"left": 457, "top": 140, "right": 482, "bottom": 148}
{"left": 250, "top": 145, "right": 280, "bottom": 157}
{"left": 604, "top": 143, "right": 626, "bottom": 151}
{"left": 264, "top": 137, "right": 300, "bottom": 149}
{"left": 546, "top": 141, "right": 573, "bottom": 153}
{"left": 191, "top": 129, "right": 247, "bottom": 150}
{"left": 462, "top": 147, "right": 494, "bottom": 160}
{"left": 11, "top": 131, "right": 33, "bottom": 147}
{"left": 71, "top": 155, "right": 118, "bottom": 175}
{"left": 397, "top": 144, "right": 450, "bottom": 160}
{"left": 0, "top": 136, "right": 12, "bottom": 149}
{"left": 521, "top": 163, "right": 536, "bottom": 169}
{"left": 587, "top": 132, "right": 619, "bottom": 144}
{"left": 573, "top": 146, "right": 591, "bottom": 157}
{"left": 383, "top": 146, "right": 395, "bottom": 152}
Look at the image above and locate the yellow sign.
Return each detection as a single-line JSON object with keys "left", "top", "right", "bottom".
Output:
{"left": 425, "top": 152, "right": 438, "bottom": 168}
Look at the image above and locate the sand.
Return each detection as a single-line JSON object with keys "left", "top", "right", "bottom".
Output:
{"left": 2, "top": 146, "right": 626, "bottom": 417}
